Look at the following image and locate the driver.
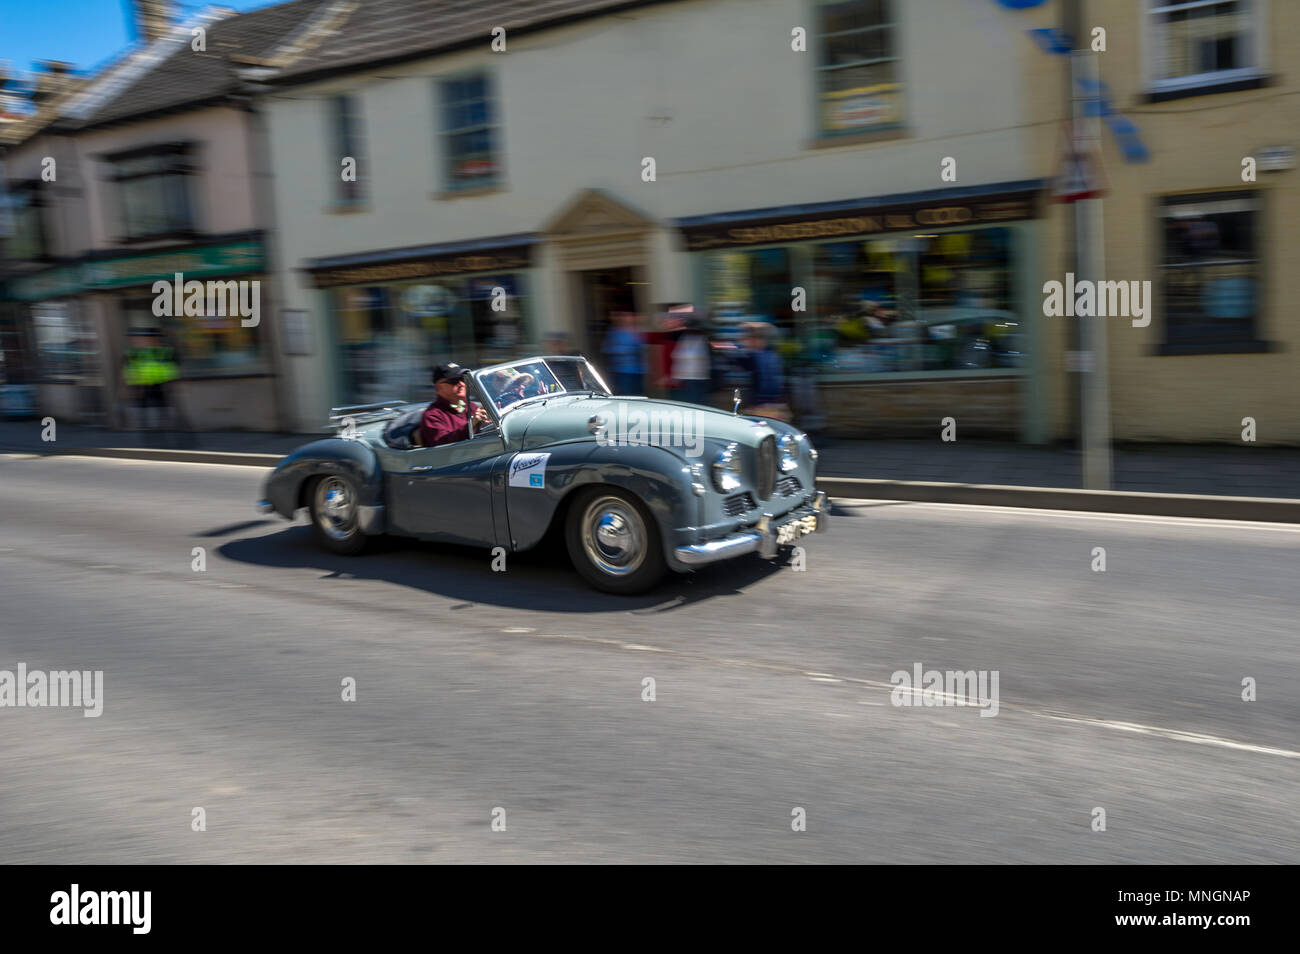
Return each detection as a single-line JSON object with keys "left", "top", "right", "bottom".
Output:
{"left": 421, "top": 363, "right": 490, "bottom": 447}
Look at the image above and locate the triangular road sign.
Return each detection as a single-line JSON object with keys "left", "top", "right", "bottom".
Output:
{"left": 1053, "top": 122, "right": 1107, "bottom": 202}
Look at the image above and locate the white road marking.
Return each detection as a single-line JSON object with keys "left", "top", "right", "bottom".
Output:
{"left": 503, "top": 632, "right": 1299, "bottom": 761}
{"left": 1043, "top": 714, "right": 1300, "bottom": 759}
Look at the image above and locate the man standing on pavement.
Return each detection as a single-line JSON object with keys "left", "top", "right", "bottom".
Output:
{"left": 122, "top": 328, "right": 180, "bottom": 441}
{"left": 420, "top": 363, "right": 490, "bottom": 447}
{"left": 602, "top": 311, "right": 645, "bottom": 396}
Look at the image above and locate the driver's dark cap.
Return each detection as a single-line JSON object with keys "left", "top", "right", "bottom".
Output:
{"left": 432, "top": 362, "right": 468, "bottom": 384}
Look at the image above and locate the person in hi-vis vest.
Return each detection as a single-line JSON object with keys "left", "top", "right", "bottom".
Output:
{"left": 122, "top": 328, "right": 179, "bottom": 432}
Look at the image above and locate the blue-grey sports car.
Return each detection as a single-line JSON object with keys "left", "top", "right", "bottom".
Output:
{"left": 256, "top": 355, "right": 828, "bottom": 594}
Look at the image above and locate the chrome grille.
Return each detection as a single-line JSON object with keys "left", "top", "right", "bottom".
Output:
{"left": 755, "top": 435, "right": 777, "bottom": 500}
{"left": 776, "top": 476, "right": 802, "bottom": 497}
{"left": 723, "top": 492, "right": 756, "bottom": 516}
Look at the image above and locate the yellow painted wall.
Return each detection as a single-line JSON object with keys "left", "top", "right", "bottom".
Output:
{"left": 1081, "top": 0, "right": 1298, "bottom": 444}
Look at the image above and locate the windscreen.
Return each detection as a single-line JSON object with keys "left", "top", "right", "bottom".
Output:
{"left": 478, "top": 357, "right": 609, "bottom": 411}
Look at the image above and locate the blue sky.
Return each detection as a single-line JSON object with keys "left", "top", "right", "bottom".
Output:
{"left": 1, "top": 0, "right": 282, "bottom": 77}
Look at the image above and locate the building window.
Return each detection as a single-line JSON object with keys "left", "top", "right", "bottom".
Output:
{"left": 1148, "top": 0, "right": 1262, "bottom": 93}
{"left": 4, "top": 182, "right": 48, "bottom": 260}
{"left": 438, "top": 73, "right": 501, "bottom": 191}
{"left": 814, "top": 0, "right": 902, "bottom": 137}
{"left": 33, "top": 300, "right": 97, "bottom": 382}
{"left": 1, "top": 304, "right": 40, "bottom": 387}
{"left": 702, "top": 228, "right": 1017, "bottom": 377}
{"left": 106, "top": 145, "right": 196, "bottom": 240}
{"left": 330, "top": 93, "right": 367, "bottom": 204}
{"left": 122, "top": 295, "right": 265, "bottom": 375}
{"left": 334, "top": 274, "right": 530, "bottom": 405}
{"left": 810, "top": 228, "right": 1016, "bottom": 374}
{"left": 1159, "top": 191, "right": 1259, "bottom": 350}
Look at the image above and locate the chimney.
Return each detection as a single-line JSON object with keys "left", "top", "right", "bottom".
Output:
{"left": 131, "top": 0, "right": 175, "bottom": 44}
{"left": 31, "top": 60, "right": 78, "bottom": 109}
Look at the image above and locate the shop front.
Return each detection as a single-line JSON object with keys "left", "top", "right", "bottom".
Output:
{"left": 679, "top": 180, "right": 1047, "bottom": 440}
{"left": 5, "top": 264, "right": 104, "bottom": 425}
{"left": 304, "top": 235, "right": 537, "bottom": 407}
{"left": 6, "top": 233, "right": 274, "bottom": 430}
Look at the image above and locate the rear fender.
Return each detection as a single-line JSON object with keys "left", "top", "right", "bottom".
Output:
{"left": 262, "top": 438, "right": 384, "bottom": 524}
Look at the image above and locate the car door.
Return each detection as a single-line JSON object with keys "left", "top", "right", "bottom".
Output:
{"left": 387, "top": 430, "right": 507, "bottom": 545}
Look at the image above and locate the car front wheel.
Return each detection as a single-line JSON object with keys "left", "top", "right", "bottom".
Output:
{"left": 566, "top": 488, "right": 666, "bottom": 594}
{"left": 309, "top": 474, "right": 368, "bottom": 555}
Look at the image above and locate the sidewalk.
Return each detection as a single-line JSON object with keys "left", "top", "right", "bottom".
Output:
{"left": 2, "top": 420, "right": 1296, "bottom": 501}
{"left": 815, "top": 438, "right": 1300, "bottom": 500}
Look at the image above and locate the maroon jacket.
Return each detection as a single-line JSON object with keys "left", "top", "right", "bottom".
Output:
{"left": 420, "top": 395, "right": 482, "bottom": 447}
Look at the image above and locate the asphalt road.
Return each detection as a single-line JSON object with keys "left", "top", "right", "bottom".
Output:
{"left": 1, "top": 452, "right": 1297, "bottom": 864}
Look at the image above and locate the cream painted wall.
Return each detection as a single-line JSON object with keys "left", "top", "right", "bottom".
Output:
{"left": 263, "top": 0, "right": 1060, "bottom": 430}
{"left": 75, "top": 107, "right": 259, "bottom": 247}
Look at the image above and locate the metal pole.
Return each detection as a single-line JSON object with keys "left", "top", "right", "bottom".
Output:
{"left": 1062, "top": 0, "right": 1082, "bottom": 449}
{"left": 1071, "top": 49, "right": 1112, "bottom": 490}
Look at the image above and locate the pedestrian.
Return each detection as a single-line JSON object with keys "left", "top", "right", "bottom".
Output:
{"left": 647, "top": 304, "right": 687, "bottom": 399}
{"left": 122, "top": 328, "right": 180, "bottom": 442}
{"left": 543, "top": 331, "right": 575, "bottom": 355}
{"left": 602, "top": 311, "right": 645, "bottom": 395}
{"left": 738, "top": 321, "right": 789, "bottom": 420}
{"left": 670, "top": 307, "right": 713, "bottom": 406}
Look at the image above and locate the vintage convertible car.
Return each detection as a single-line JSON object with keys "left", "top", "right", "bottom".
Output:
{"left": 256, "top": 355, "right": 828, "bottom": 594}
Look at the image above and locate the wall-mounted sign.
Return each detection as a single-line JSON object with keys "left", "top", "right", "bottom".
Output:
{"left": 281, "top": 309, "right": 313, "bottom": 356}
{"left": 1255, "top": 146, "right": 1296, "bottom": 172}
{"left": 821, "top": 84, "right": 903, "bottom": 133}
{"left": 5, "top": 238, "right": 265, "bottom": 301}
{"left": 681, "top": 193, "right": 1038, "bottom": 252}
{"left": 81, "top": 240, "right": 264, "bottom": 291}
{"left": 307, "top": 247, "right": 533, "bottom": 289}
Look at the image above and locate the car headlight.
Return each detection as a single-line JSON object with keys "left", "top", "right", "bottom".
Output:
{"left": 712, "top": 442, "right": 743, "bottom": 493}
{"left": 777, "top": 433, "right": 799, "bottom": 473}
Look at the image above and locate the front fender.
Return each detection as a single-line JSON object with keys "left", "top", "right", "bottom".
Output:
{"left": 503, "top": 441, "right": 696, "bottom": 554}
{"left": 261, "top": 438, "right": 384, "bottom": 523}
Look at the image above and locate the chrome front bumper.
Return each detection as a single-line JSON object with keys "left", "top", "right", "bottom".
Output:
{"left": 674, "top": 491, "right": 829, "bottom": 567}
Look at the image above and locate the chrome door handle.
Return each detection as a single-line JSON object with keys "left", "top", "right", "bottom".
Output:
{"left": 410, "top": 465, "right": 434, "bottom": 472}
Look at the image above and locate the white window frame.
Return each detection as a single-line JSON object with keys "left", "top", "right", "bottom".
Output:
{"left": 811, "top": 0, "right": 903, "bottom": 138}
{"left": 328, "top": 91, "right": 367, "bottom": 205}
{"left": 1143, "top": 0, "right": 1267, "bottom": 93}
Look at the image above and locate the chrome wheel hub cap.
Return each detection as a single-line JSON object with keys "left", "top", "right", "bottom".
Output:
{"left": 315, "top": 477, "right": 357, "bottom": 540}
{"left": 583, "top": 496, "right": 646, "bottom": 577}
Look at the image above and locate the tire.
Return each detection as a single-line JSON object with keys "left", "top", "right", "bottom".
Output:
{"left": 565, "top": 487, "right": 667, "bottom": 595}
{"left": 309, "top": 474, "right": 369, "bottom": 555}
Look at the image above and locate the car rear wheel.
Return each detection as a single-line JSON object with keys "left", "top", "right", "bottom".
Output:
{"left": 566, "top": 488, "right": 666, "bottom": 595}
{"left": 309, "top": 474, "right": 368, "bottom": 555}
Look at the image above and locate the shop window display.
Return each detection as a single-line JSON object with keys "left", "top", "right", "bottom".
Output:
{"left": 34, "top": 301, "right": 97, "bottom": 382}
{"left": 811, "top": 227, "right": 1017, "bottom": 374}
{"left": 122, "top": 297, "right": 263, "bottom": 375}
{"left": 335, "top": 275, "right": 531, "bottom": 405}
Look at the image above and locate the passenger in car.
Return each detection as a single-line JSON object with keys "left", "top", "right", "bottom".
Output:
{"left": 490, "top": 369, "right": 535, "bottom": 409}
{"left": 421, "top": 363, "right": 490, "bottom": 447}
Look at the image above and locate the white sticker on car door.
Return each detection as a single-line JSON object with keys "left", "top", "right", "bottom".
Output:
{"left": 508, "top": 452, "right": 551, "bottom": 488}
